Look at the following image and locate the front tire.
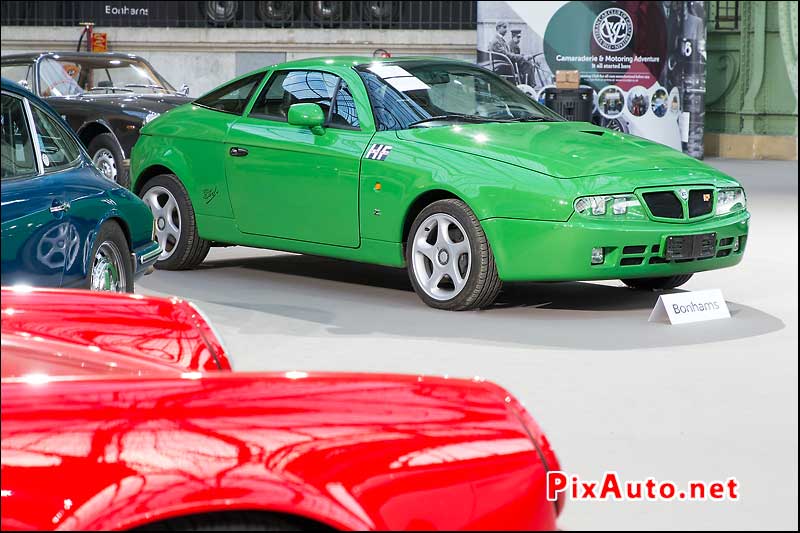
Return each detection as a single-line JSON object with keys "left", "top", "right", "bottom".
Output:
{"left": 622, "top": 274, "right": 693, "bottom": 290}
{"left": 406, "top": 199, "right": 502, "bottom": 311}
{"left": 86, "top": 220, "right": 133, "bottom": 293}
{"left": 88, "top": 133, "right": 129, "bottom": 188}
{"left": 136, "top": 511, "right": 320, "bottom": 531}
{"left": 140, "top": 173, "right": 210, "bottom": 270}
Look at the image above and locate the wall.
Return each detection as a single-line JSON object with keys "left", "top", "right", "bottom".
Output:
{"left": 1, "top": 25, "right": 476, "bottom": 96}
{"left": 706, "top": 1, "right": 798, "bottom": 159}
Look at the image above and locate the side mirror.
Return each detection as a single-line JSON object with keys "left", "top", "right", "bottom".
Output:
{"left": 178, "top": 83, "right": 190, "bottom": 96}
{"left": 287, "top": 103, "right": 325, "bottom": 135}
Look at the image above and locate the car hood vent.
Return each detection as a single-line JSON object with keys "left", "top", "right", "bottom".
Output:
{"left": 580, "top": 130, "right": 605, "bottom": 136}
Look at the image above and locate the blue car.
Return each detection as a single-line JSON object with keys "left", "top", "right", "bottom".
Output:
{"left": 1, "top": 78, "right": 160, "bottom": 291}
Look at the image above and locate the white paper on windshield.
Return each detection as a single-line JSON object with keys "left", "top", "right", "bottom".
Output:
{"left": 386, "top": 76, "right": 430, "bottom": 92}
{"left": 367, "top": 64, "right": 413, "bottom": 78}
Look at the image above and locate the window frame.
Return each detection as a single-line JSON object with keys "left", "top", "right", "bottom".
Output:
{"left": 27, "top": 99, "right": 83, "bottom": 175}
{"left": 0, "top": 62, "right": 36, "bottom": 93}
{"left": 193, "top": 72, "right": 266, "bottom": 116}
{"left": 1, "top": 90, "right": 43, "bottom": 181}
{"left": 246, "top": 69, "right": 362, "bottom": 131}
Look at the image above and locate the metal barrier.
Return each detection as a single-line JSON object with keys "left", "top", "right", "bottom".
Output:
{"left": 1, "top": 1, "right": 477, "bottom": 30}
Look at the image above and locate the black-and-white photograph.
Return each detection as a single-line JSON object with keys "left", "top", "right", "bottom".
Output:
{"left": 477, "top": 2, "right": 554, "bottom": 96}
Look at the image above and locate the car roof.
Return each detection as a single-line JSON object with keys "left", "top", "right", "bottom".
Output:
{"left": 247, "top": 55, "right": 471, "bottom": 74}
{"left": 1, "top": 51, "right": 149, "bottom": 63}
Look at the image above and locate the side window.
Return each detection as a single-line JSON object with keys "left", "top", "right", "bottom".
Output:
{"left": 194, "top": 73, "right": 264, "bottom": 115}
{"left": 29, "top": 104, "right": 81, "bottom": 172}
{"left": 357, "top": 70, "right": 425, "bottom": 131}
{"left": 0, "top": 64, "right": 35, "bottom": 91}
{"left": 250, "top": 70, "right": 359, "bottom": 129}
{"left": 1, "top": 93, "right": 38, "bottom": 180}
{"left": 330, "top": 81, "right": 360, "bottom": 129}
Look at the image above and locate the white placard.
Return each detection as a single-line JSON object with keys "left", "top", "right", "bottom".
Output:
{"left": 386, "top": 76, "right": 430, "bottom": 92}
{"left": 367, "top": 64, "right": 413, "bottom": 78}
{"left": 648, "top": 289, "right": 730, "bottom": 325}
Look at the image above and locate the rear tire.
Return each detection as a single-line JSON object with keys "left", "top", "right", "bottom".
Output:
{"left": 406, "top": 199, "right": 502, "bottom": 311}
{"left": 140, "top": 173, "right": 210, "bottom": 270}
{"left": 622, "top": 274, "right": 693, "bottom": 290}
{"left": 85, "top": 220, "right": 134, "bottom": 293}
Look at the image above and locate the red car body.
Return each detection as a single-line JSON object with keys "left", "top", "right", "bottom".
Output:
{"left": 1, "top": 288, "right": 563, "bottom": 530}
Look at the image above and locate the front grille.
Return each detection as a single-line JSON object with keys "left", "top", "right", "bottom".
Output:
{"left": 622, "top": 245, "right": 647, "bottom": 255}
{"left": 643, "top": 191, "right": 683, "bottom": 219}
{"left": 688, "top": 189, "right": 714, "bottom": 217}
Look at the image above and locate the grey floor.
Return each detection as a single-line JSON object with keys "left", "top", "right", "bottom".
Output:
{"left": 139, "top": 158, "right": 798, "bottom": 531}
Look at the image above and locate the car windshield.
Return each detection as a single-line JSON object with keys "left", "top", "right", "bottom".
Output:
{"left": 37, "top": 56, "right": 175, "bottom": 97}
{"left": 356, "top": 61, "right": 562, "bottom": 130}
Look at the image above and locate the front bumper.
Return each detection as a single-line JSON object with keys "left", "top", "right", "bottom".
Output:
{"left": 482, "top": 210, "right": 750, "bottom": 282}
{"left": 132, "top": 240, "right": 161, "bottom": 280}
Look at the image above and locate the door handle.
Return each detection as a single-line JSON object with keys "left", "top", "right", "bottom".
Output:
{"left": 49, "top": 200, "right": 71, "bottom": 214}
{"left": 229, "top": 147, "right": 249, "bottom": 157}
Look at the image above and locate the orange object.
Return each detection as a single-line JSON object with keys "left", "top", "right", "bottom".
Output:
{"left": 374, "top": 182, "right": 382, "bottom": 191}
{"left": 92, "top": 32, "right": 108, "bottom": 52}
{"left": 555, "top": 70, "right": 580, "bottom": 89}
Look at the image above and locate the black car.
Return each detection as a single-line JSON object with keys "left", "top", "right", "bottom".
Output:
{"left": 1, "top": 52, "right": 192, "bottom": 187}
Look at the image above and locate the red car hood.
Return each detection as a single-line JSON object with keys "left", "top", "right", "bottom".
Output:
{"left": 0, "top": 334, "right": 184, "bottom": 377}
{"left": 1, "top": 371, "right": 560, "bottom": 531}
{"left": 0, "top": 287, "right": 230, "bottom": 375}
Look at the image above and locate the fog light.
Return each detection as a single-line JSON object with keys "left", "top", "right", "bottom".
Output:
{"left": 591, "top": 247, "right": 604, "bottom": 265}
{"left": 733, "top": 237, "right": 740, "bottom": 252}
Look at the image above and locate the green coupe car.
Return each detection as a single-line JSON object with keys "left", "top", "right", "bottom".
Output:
{"left": 131, "top": 56, "right": 749, "bottom": 310}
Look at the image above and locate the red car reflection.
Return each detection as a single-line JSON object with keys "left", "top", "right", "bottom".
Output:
{"left": 1, "top": 288, "right": 563, "bottom": 530}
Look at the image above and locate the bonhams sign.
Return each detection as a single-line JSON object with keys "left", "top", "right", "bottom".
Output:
{"left": 102, "top": 4, "right": 151, "bottom": 17}
{"left": 477, "top": 1, "right": 707, "bottom": 158}
{"left": 78, "top": 1, "right": 157, "bottom": 24}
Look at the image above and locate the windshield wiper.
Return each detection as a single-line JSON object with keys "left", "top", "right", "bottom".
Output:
{"left": 508, "top": 116, "right": 561, "bottom": 123}
{"left": 87, "top": 86, "right": 134, "bottom": 92}
{"left": 409, "top": 114, "right": 502, "bottom": 128}
{"left": 124, "top": 83, "right": 167, "bottom": 90}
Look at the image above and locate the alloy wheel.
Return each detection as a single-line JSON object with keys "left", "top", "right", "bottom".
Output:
{"left": 91, "top": 240, "right": 127, "bottom": 292}
{"left": 92, "top": 148, "right": 118, "bottom": 182}
{"left": 411, "top": 213, "right": 472, "bottom": 301}
{"left": 143, "top": 186, "right": 181, "bottom": 261}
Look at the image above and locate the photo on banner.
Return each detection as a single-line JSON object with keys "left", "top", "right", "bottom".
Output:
{"left": 476, "top": 1, "right": 707, "bottom": 158}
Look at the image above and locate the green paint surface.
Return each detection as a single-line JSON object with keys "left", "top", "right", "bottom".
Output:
{"left": 132, "top": 56, "right": 750, "bottom": 281}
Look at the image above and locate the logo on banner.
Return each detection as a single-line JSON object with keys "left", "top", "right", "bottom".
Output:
{"left": 593, "top": 8, "right": 633, "bottom": 51}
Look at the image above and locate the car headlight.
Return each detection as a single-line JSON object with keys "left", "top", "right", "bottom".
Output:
{"left": 573, "top": 194, "right": 646, "bottom": 219}
{"left": 716, "top": 187, "right": 746, "bottom": 216}
{"left": 143, "top": 111, "right": 161, "bottom": 125}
